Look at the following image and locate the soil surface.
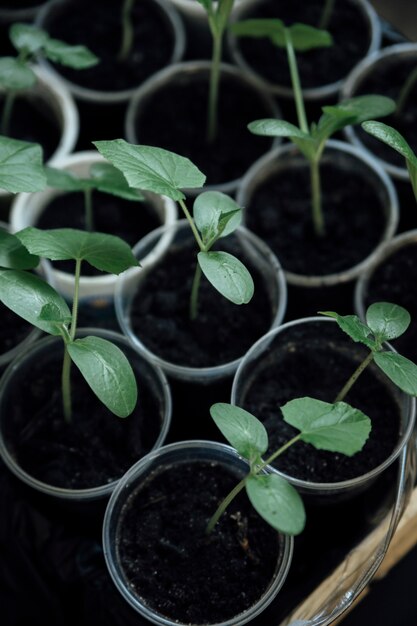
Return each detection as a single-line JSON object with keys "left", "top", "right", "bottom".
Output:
{"left": 3, "top": 341, "right": 164, "bottom": 489}
{"left": 245, "top": 153, "right": 387, "bottom": 276}
{"left": 136, "top": 71, "right": 274, "bottom": 187}
{"left": 235, "top": 0, "right": 370, "bottom": 90}
{"left": 36, "top": 190, "right": 160, "bottom": 276}
{"left": 129, "top": 235, "right": 276, "bottom": 368}
{"left": 240, "top": 321, "right": 401, "bottom": 483}
{"left": 117, "top": 460, "right": 281, "bottom": 624}
{"left": 44, "top": 0, "right": 175, "bottom": 92}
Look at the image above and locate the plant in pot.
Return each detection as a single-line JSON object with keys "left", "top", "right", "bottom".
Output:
{"left": 0, "top": 226, "right": 172, "bottom": 499}
{"left": 94, "top": 140, "right": 287, "bottom": 383}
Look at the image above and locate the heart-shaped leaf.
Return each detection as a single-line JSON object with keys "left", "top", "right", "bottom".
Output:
{"left": 197, "top": 250, "right": 254, "bottom": 305}
{"left": 210, "top": 403, "right": 268, "bottom": 461}
{"left": 366, "top": 302, "right": 410, "bottom": 342}
{"left": 194, "top": 191, "right": 241, "bottom": 245}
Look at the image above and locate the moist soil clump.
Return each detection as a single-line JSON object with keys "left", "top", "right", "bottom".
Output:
{"left": 44, "top": 0, "right": 174, "bottom": 92}
{"left": 129, "top": 237, "right": 275, "bottom": 368}
{"left": 240, "top": 322, "right": 401, "bottom": 483}
{"left": 136, "top": 72, "right": 273, "bottom": 187}
{"left": 236, "top": 0, "right": 369, "bottom": 90}
{"left": 3, "top": 347, "right": 163, "bottom": 489}
{"left": 246, "top": 158, "right": 386, "bottom": 276}
{"left": 117, "top": 460, "right": 281, "bottom": 624}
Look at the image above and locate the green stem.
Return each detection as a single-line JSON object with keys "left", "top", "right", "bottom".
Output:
{"left": 334, "top": 350, "right": 375, "bottom": 403}
{"left": 261, "top": 434, "right": 302, "bottom": 470}
{"left": 61, "top": 258, "right": 82, "bottom": 422}
{"left": 190, "top": 261, "right": 202, "bottom": 321}
{"left": 319, "top": 0, "right": 335, "bottom": 30}
{"left": 207, "top": 32, "right": 222, "bottom": 143}
{"left": 178, "top": 198, "right": 205, "bottom": 251}
{"left": 118, "top": 0, "right": 135, "bottom": 61}
{"left": 206, "top": 476, "right": 246, "bottom": 535}
{"left": 84, "top": 187, "right": 94, "bottom": 232}
{"left": 1, "top": 90, "right": 16, "bottom": 136}
{"left": 310, "top": 157, "right": 325, "bottom": 237}
{"left": 284, "top": 29, "right": 308, "bottom": 133}
{"left": 396, "top": 65, "right": 417, "bottom": 116}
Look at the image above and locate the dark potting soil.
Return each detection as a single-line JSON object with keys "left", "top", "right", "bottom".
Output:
{"left": 117, "top": 460, "right": 281, "bottom": 624}
{"left": 44, "top": 0, "right": 175, "bottom": 92}
{"left": 246, "top": 156, "right": 386, "bottom": 276}
{"left": 1, "top": 96, "right": 60, "bottom": 161}
{"left": 353, "top": 57, "right": 417, "bottom": 169}
{"left": 0, "top": 303, "right": 34, "bottom": 355}
{"left": 235, "top": 0, "right": 370, "bottom": 90}
{"left": 363, "top": 242, "right": 417, "bottom": 364}
{"left": 36, "top": 190, "right": 160, "bottom": 276}
{"left": 3, "top": 344, "right": 163, "bottom": 490}
{"left": 240, "top": 321, "right": 401, "bottom": 483}
{"left": 129, "top": 236, "right": 275, "bottom": 368}
{"left": 136, "top": 72, "right": 274, "bottom": 187}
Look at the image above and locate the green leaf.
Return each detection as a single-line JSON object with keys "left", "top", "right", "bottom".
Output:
{"left": 366, "top": 302, "right": 410, "bottom": 341}
{"left": 195, "top": 0, "right": 212, "bottom": 11}
{"left": 9, "top": 23, "right": 48, "bottom": 53}
{"left": 45, "top": 166, "right": 91, "bottom": 192}
{"left": 0, "top": 137, "right": 46, "bottom": 192}
{"left": 93, "top": 140, "right": 206, "bottom": 201}
{"left": 43, "top": 39, "right": 99, "bottom": 69}
{"left": 193, "top": 191, "right": 241, "bottom": 245}
{"left": 362, "top": 121, "right": 417, "bottom": 168}
{"left": 38, "top": 302, "right": 71, "bottom": 326}
{"left": 67, "top": 336, "right": 137, "bottom": 417}
{"left": 197, "top": 251, "right": 254, "bottom": 305}
{"left": 210, "top": 402, "right": 268, "bottom": 460}
{"left": 281, "top": 397, "right": 371, "bottom": 456}
{"left": 0, "top": 269, "right": 71, "bottom": 336}
{"left": 374, "top": 351, "right": 417, "bottom": 396}
{"left": 0, "top": 228, "right": 39, "bottom": 269}
{"left": 287, "top": 23, "right": 333, "bottom": 52}
{"left": 16, "top": 228, "right": 139, "bottom": 274}
{"left": 246, "top": 474, "right": 305, "bottom": 535}
{"left": 0, "top": 57, "right": 36, "bottom": 90}
{"left": 320, "top": 96, "right": 395, "bottom": 140}
{"left": 248, "top": 118, "right": 310, "bottom": 140}
{"left": 89, "top": 162, "right": 145, "bottom": 201}
{"left": 230, "top": 18, "right": 286, "bottom": 42}
{"left": 319, "top": 311, "right": 377, "bottom": 350}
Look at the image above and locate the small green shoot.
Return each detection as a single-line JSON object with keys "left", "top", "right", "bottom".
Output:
{"left": 0, "top": 22, "right": 98, "bottom": 135}
{"left": 45, "top": 162, "right": 144, "bottom": 232}
{"left": 361, "top": 121, "right": 417, "bottom": 203}
{"left": 118, "top": 0, "right": 136, "bottom": 61}
{"left": 94, "top": 140, "right": 254, "bottom": 319}
{"left": 232, "top": 18, "right": 395, "bottom": 237}
{"left": 0, "top": 227, "right": 140, "bottom": 422}
{"left": 196, "top": 0, "right": 235, "bottom": 142}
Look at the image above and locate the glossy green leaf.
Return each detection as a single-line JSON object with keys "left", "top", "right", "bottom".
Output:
{"left": 246, "top": 474, "right": 305, "bottom": 535}
{"left": 68, "top": 336, "right": 137, "bottom": 417}
{"left": 193, "top": 191, "right": 241, "bottom": 244}
{"left": 0, "top": 228, "right": 39, "bottom": 269}
{"left": 323, "top": 95, "right": 395, "bottom": 126}
{"left": 9, "top": 23, "right": 48, "bottom": 53}
{"left": 16, "top": 228, "right": 139, "bottom": 274}
{"left": 89, "top": 162, "right": 144, "bottom": 201}
{"left": 210, "top": 403, "right": 268, "bottom": 460}
{"left": 361, "top": 121, "right": 417, "bottom": 167}
{"left": 43, "top": 39, "right": 99, "bottom": 69}
{"left": 0, "top": 269, "right": 71, "bottom": 335}
{"left": 281, "top": 397, "right": 371, "bottom": 456}
{"left": 38, "top": 302, "right": 71, "bottom": 326}
{"left": 94, "top": 140, "right": 206, "bottom": 201}
{"left": 248, "top": 118, "right": 310, "bottom": 139}
{"left": 366, "top": 302, "right": 410, "bottom": 341}
{"left": 319, "top": 311, "right": 377, "bottom": 350}
{"left": 374, "top": 351, "right": 417, "bottom": 396}
{"left": 198, "top": 250, "right": 254, "bottom": 304}
{"left": 0, "top": 57, "right": 36, "bottom": 90}
{"left": 0, "top": 137, "right": 46, "bottom": 192}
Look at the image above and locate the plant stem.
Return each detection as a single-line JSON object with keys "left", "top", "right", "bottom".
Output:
{"left": 284, "top": 29, "right": 308, "bottom": 134}
{"left": 206, "top": 476, "right": 246, "bottom": 534}
{"left": 310, "top": 157, "right": 325, "bottom": 237}
{"left": 396, "top": 65, "right": 417, "bottom": 116}
{"left": 190, "top": 261, "right": 202, "bottom": 320}
{"left": 118, "top": 0, "right": 135, "bottom": 61}
{"left": 61, "top": 258, "right": 82, "bottom": 422}
{"left": 1, "top": 90, "right": 16, "bottom": 136}
{"left": 207, "top": 32, "right": 222, "bottom": 143}
{"left": 178, "top": 198, "right": 205, "bottom": 251}
{"left": 261, "top": 434, "right": 302, "bottom": 470}
{"left": 334, "top": 349, "right": 375, "bottom": 403}
{"left": 84, "top": 187, "right": 94, "bottom": 232}
{"left": 319, "top": 0, "right": 335, "bottom": 30}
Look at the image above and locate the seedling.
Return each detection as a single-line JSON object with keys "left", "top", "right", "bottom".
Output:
{"left": 231, "top": 19, "right": 395, "bottom": 236}
{"left": 119, "top": 0, "right": 136, "bottom": 61}
{"left": 45, "top": 161, "right": 144, "bottom": 232}
{"left": 0, "top": 227, "right": 140, "bottom": 422}
{"left": 196, "top": 0, "right": 235, "bottom": 142}
{"left": 94, "top": 140, "right": 254, "bottom": 320}
{"left": 207, "top": 302, "right": 417, "bottom": 535}
{"left": 0, "top": 22, "right": 98, "bottom": 135}
{"left": 361, "top": 121, "right": 417, "bottom": 204}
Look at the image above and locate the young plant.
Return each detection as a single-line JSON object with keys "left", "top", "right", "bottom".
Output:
{"left": 45, "top": 161, "right": 144, "bottom": 232}
{"left": 119, "top": 0, "right": 136, "bottom": 61}
{"left": 231, "top": 19, "right": 395, "bottom": 236}
{"left": 207, "top": 302, "right": 417, "bottom": 535}
{"left": 196, "top": 0, "right": 235, "bottom": 142}
{"left": 361, "top": 121, "right": 417, "bottom": 204}
{"left": 94, "top": 140, "right": 254, "bottom": 320}
{"left": 0, "top": 227, "right": 140, "bottom": 422}
{"left": 0, "top": 22, "right": 98, "bottom": 135}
